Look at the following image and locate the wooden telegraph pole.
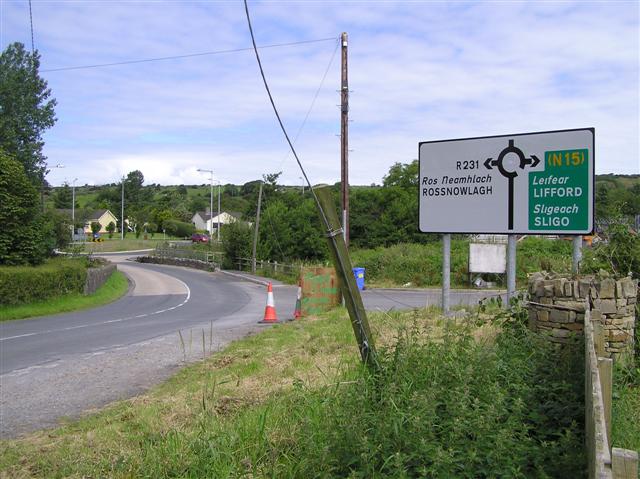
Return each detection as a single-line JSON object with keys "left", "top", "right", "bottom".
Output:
{"left": 340, "top": 32, "right": 349, "bottom": 247}
{"left": 251, "top": 181, "right": 263, "bottom": 273}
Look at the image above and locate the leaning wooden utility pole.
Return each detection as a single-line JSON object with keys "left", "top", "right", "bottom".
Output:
{"left": 340, "top": 32, "right": 349, "bottom": 248}
{"left": 315, "top": 185, "right": 377, "bottom": 368}
{"left": 251, "top": 181, "right": 263, "bottom": 273}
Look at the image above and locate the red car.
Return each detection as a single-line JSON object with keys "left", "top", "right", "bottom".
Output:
{"left": 191, "top": 233, "right": 210, "bottom": 243}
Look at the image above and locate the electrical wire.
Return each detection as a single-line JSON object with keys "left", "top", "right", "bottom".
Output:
{"left": 275, "top": 37, "right": 340, "bottom": 173}
{"left": 28, "top": 0, "right": 35, "bottom": 53}
{"left": 243, "top": 0, "right": 377, "bottom": 367}
{"left": 41, "top": 37, "right": 337, "bottom": 73}
{"left": 242, "top": 0, "right": 330, "bottom": 229}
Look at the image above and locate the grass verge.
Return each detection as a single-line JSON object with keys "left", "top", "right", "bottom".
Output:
{"left": 0, "top": 271, "right": 129, "bottom": 321}
{"left": 65, "top": 238, "right": 184, "bottom": 253}
{"left": 612, "top": 359, "right": 640, "bottom": 454}
{"left": 0, "top": 308, "right": 585, "bottom": 478}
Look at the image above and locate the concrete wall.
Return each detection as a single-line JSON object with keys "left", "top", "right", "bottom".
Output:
{"left": 84, "top": 263, "right": 117, "bottom": 295}
{"left": 528, "top": 272, "right": 637, "bottom": 359}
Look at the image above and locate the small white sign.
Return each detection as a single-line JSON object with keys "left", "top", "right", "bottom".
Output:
{"left": 469, "top": 243, "right": 507, "bottom": 274}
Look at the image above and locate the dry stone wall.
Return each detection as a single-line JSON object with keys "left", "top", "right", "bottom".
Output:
{"left": 528, "top": 272, "right": 637, "bottom": 358}
{"left": 84, "top": 263, "right": 117, "bottom": 295}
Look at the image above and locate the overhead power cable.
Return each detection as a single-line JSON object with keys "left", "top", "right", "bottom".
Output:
{"left": 244, "top": 0, "right": 376, "bottom": 368}
{"left": 28, "top": 0, "right": 35, "bottom": 53}
{"left": 41, "top": 37, "right": 337, "bottom": 73}
{"left": 242, "top": 0, "right": 329, "bottom": 228}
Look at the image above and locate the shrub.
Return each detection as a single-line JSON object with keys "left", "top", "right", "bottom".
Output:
{"left": 221, "top": 221, "right": 253, "bottom": 269}
{"left": 350, "top": 238, "right": 573, "bottom": 287}
{"left": 0, "top": 257, "right": 88, "bottom": 305}
{"left": 106, "top": 221, "right": 115, "bottom": 238}
{"left": 282, "top": 322, "right": 585, "bottom": 477}
{"left": 164, "top": 219, "right": 195, "bottom": 238}
{"left": 582, "top": 212, "right": 640, "bottom": 278}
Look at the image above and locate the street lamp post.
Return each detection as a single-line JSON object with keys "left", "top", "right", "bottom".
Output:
{"left": 197, "top": 168, "right": 214, "bottom": 237}
{"left": 71, "top": 178, "right": 78, "bottom": 233}
{"left": 42, "top": 163, "right": 65, "bottom": 212}
{"left": 121, "top": 176, "right": 125, "bottom": 240}
{"left": 216, "top": 180, "right": 221, "bottom": 242}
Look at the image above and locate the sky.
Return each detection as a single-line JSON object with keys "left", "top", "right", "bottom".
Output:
{"left": 1, "top": 0, "right": 639, "bottom": 187}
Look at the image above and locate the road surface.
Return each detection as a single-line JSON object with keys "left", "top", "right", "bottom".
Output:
{"left": 0, "top": 255, "right": 504, "bottom": 438}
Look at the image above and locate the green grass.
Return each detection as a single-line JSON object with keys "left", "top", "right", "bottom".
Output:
{"left": 0, "top": 308, "right": 586, "bottom": 478}
{"left": 66, "top": 237, "right": 185, "bottom": 253}
{"left": 0, "top": 271, "right": 129, "bottom": 321}
{"left": 612, "top": 357, "right": 640, "bottom": 455}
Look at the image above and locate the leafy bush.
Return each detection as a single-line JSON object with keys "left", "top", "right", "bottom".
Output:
{"left": 221, "top": 221, "right": 253, "bottom": 269}
{"left": 106, "top": 221, "right": 116, "bottom": 238}
{"left": 163, "top": 219, "right": 195, "bottom": 238}
{"left": 582, "top": 212, "right": 640, "bottom": 278}
{"left": 0, "top": 257, "right": 88, "bottom": 305}
{"left": 281, "top": 323, "right": 585, "bottom": 477}
{"left": 0, "top": 150, "right": 52, "bottom": 265}
{"left": 350, "top": 237, "right": 573, "bottom": 287}
{"left": 350, "top": 241, "right": 468, "bottom": 287}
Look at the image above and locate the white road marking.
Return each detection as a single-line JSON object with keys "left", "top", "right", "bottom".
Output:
{"left": 0, "top": 279, "right": 191, "bottom": 343}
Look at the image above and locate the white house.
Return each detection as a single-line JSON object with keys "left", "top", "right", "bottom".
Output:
{"left": 192, "top": 210, "right": 243, "bottom": 233}
{"left": 191, "top": 211, "right": 214, "bottom": 232}
{"left": 206, "top": 211, "right": 242, "bottom": 232}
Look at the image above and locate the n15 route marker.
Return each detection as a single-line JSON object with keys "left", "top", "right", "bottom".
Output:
{"left": 418, "top": 128, "right": 594, "bottom": 234}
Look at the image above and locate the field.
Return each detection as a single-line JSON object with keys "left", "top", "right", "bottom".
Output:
{"left": 65, "top": 237, "right": 191, "bottom": 253}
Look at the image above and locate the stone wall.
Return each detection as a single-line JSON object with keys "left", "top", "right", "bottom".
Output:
{"left": 528, "top": 272, "right": 637, "bottom": 358}
{"left": 84, "top": 263, "right": 117, "bottom": 295}
{"left": 136, "top": 255, "right": 216, "bottom": 272}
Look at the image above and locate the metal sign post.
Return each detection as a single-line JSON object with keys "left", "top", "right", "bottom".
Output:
{"left": 442, "top": 234, "right": 451, "bottom": 314}
{"left": 572, "top": 236, "right": 582, "bottom": 274}
{"left": 507, "top": 235, "right": 516, "bottom": 304}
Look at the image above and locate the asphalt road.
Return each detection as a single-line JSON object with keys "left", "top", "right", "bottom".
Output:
{"left": 0, "top": 256, "right": 505, "bottom": 437}
{"left": 1, "top": 261, "right": 285, "bottom": 375}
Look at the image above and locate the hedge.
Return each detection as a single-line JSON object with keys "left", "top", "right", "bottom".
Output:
{"left": 0, "top": 257, "right": 88, "bottom": 306}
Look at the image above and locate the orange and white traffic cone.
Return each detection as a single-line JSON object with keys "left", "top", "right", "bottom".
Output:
{"left": 259, "top": 282, "right": 279, "bottom": 324}
{"left": 292, "top": 281, "right": 302, "bottom": 320}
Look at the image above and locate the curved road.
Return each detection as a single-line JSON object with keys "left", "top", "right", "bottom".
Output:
{"left": 0, "top": 256, "right": 503, "bottom": 438}
{"left": 1, "top": 261, "right": 264, "bottom": 374}
{"left": 1, "top": 257, "right": 296, "bottom": 438}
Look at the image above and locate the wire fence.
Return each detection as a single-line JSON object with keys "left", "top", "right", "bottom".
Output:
{"left": 236, "top": 257, "right": 302, "bottom": 277}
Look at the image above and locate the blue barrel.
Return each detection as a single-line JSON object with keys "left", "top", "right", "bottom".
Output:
{"left": 353, "top": 267, "right": 365, "bottom": 290}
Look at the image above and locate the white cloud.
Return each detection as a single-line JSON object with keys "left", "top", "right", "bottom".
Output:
{"left": 2, "top": 0, "right": 638, "bottom": 187}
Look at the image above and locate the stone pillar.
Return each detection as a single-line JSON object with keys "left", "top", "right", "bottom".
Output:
{"left": 528, "top": 272, "right": 638, "bottom": 359}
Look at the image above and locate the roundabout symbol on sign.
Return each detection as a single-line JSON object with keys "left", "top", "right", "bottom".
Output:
{"left": 484, "top": 139, "right": 540, "bottom": 230}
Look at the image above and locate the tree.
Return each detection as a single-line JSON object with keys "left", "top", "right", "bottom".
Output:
{"left": 90, "top": 222, "right": 101, "bottom": 235}
{"left": 221, "top": 221, "right": 253, "bottom": 269}
{"left": 106, "top": 221, "right": 116, "bottom": 238}
{"left": 382, "top": 160, "right": 418, "bottom": 188}
{"left": 0, "top": 149, "right": 52, "bottom": 264}
{"left": 0, "top": 43, "right": 57, "bottom": 187}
